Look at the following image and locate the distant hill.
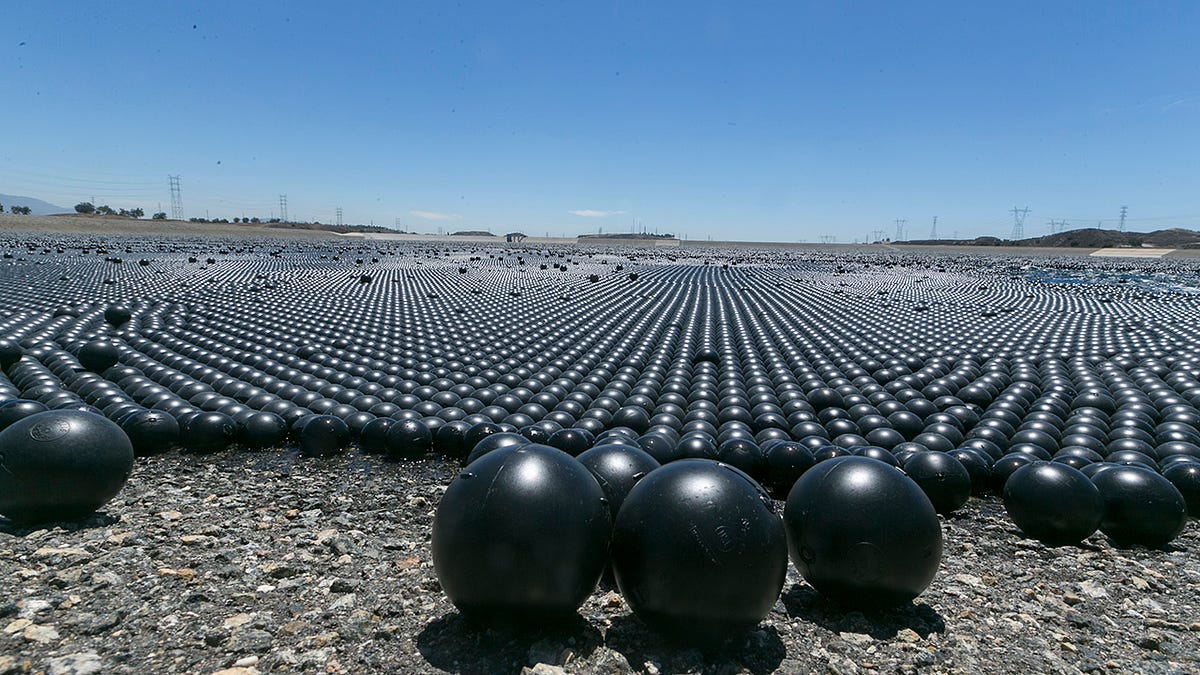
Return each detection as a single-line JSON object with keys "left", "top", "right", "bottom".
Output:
{"left": 904, "top": 227, "right": 1200, "bottom": 249}
{"left": 0, "top": 193, "right": 69, "bottom": 216}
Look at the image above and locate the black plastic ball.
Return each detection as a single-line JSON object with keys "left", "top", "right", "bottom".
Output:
{"left": 902, "top": 452, "right": 972, "bottom": 514}
{"left": 298, "top": 415, "right": 351, "bottom": 456}
{"left": 432, "top": 444, "right": 611, "bottom": 623}
{"left": 119, "top": 409, "right": 180, "bottom": 456}
{"left": 0, "top": 410, "right": 135, "bottom": 524}
{"left": 1091, "top": 465, "right": 1188, "bottom": 547}
{"left": 464, "top": 431, "right": 529, "bottom": 464}
{"left": 548, "top": 427, "right": 594, "bottom": 456}
{"left": 763, "top": 440, "right": 815, "bottom": 498}
{"left": 238, "top": 411, "right": 288, "bottom": 448}
{"left": 77, "top": 340, "right": 121, "bottom": 372}
{"left": 386, "top": 418, "right": 434, "bottom": 459}
{"left": 1161, "top": 461, "right": 1200, "bottom": 516}
{"left": 181, "top": 411, "right": 237, "bottom": 453}
{"left": 1002, "top": 462, "right": 1103, "bottom": 546}
{"left": 0, "top": 399, "right": 51, "bottom": 432}
{"left": 611, "top": 459, "right": 787, "bottom": 643}
{"left": 576, "top": 443, "right": 661, "bottom": 519}
{"left": 784, "top": 456, "right": 942, "bottom": 607}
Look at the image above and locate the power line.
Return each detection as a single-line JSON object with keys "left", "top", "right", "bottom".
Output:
{"left": 336, "top": 206, "right": 343, "bottom": 227}
{"left": 279, "top": 194, "right": 288, "bottom": 223}
{"left": 1119, "top": 205, "right": 1128, "bottom": 232}
{"left": 1010, "top": 206, "right": 1031, "bottom": 239}
{"left": 168, "top": 175, "right": 183, "bottom": 220}
{"left": 894, "top": 218, "right": 907, "bottom": 241}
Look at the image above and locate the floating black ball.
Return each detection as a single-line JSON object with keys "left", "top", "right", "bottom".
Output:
{"left": 903, "top": 451, "right": 972, "bottom": 513}
{"left": 1002, "top": 462, "right": 1103, "bottom": 546}
{"left": 0, "top": 410, "right": 134, "bottom": 524}
{"left": 0, "top": 399, "right": 50, "bottom": 432}
{"left": 763, "top": 440, "right": 815, "bottom": 498}
{"left": 298, "top": 415, "right": 350, "bottom": 456}
{"left": 358, "top": 417, "right": 397, "bottom": 454}
{"left": 637, "top": 432, "right": 683, "bottom": 464}
{"left": 611, "top": 459, "right": 787, "bottom": 643}
{"left": 433, "top": 420, "right": 472, "bottom": 460}
{"left": 1161, "top": 461, "right": 1200, "bottom": 516}
{"left": 547, "top": 427, "right": 594, "bottom": 456}
{"left": 386, "top": 418, "right": 434, "bottom": 459}
{"left": 238, "top": 411, "right": 288, "bottom": 448}
{"left": 119, "top": 409, "right": 180, "bottom": 456}
{"left": 716, "top": 438, "right": 766, "bottom": 480}
{"left": 181, "top": 411, "right": 237, "bottom": 453}
{"left": 0, "top": 339, "right": 22, "bottom": 370}
{"left": 1091, "top": 465, "right": 1187, "bottom": 547}
{"left": 990, "top": 453, "right": 1035, "bottom": 492}
{"left": 432, "top": 444, "right": 610, "bottom": 624}
{"left": 576, "top": 443, "right": 660, "bottom": 519}
{"left": 103, "top": 304, "right": 133, "bottom": 326}
{"left": 77, "top": 340, "right": 121, "bottom": 372}
{"left": 464, "top": 431, "right": 529, "bottom": 464}
{"left": 784, "top": 456, "right": 942, "bottom": 608}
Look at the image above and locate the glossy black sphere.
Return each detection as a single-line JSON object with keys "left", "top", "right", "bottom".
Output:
{"left": 784, "top": 456, "right": 942, "bottom": 607}
{"left": 1091, "top": 465, "right": 1187, "bottom": 547}
{"left": 576, "top": 443, "right": 661, "bottom": 519}
{"left": 902, "top": 452, "right": 972, "bottom": 514}
{"left": 119, "top": 409, "right": 180, "bottom": 456}
{"left": 298, "top": 415, "right": 351, "bottom": 456}
{"left": 611, "top": 459, "right": 787, "bottom": 643}
{"left": 1002, "top": 462, "right": 1103, "bottom": 546}
{"left": 0, "top": 410, "right": 134, "bottom": 524}
{"left": 432, "top": 444, "right": 610, "bottom": 623}
{"left": 386, "top": 418, "right": 434, "bottom": 459}
{"left": 181, "top": 411, "right": 237, "bottom": 453}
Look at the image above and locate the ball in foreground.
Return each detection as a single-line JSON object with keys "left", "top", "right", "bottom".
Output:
{"left": 784, "top": 456, "right": 942, "bottom": 607}
{"left": 610, "top": 459, "right": 787, "bottom": 643}
{"left": 1091, "top": 465, "right": 1187, "bottom": 548}
{"left": 432, "top": 444, "right": 611, "bottom": 624}
{"left": 1002, "top": 461, "right": 1103, "bottom": 546}
{"left": 0, "top": 410, "right": 135, "bottom": 524}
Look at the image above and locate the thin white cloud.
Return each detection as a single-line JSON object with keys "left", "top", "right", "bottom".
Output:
{"left": 409, "top": 210, "right": 461, "bottom": 221}
{"left": 570, "top": 209, "right": 626, "bottom": 217}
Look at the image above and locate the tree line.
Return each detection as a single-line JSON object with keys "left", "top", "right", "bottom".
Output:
{"left": 1, "top": 203, "right": 32, "bottom": 214}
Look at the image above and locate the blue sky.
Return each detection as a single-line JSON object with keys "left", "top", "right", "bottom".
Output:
{"left": 2, "top": 2, "right": 1198, "bottom": 241}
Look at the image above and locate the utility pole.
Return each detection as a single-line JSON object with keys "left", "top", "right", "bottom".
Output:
{"left": 929, "top": 216, "right": 938, "bottom": 240}
{"left": 894, "top": 219, "right": 907, "bottom": 242}
{"left": 1010, "top": 206, "right": 1030, "bottom": 239}
{"left": 1119, "top": 205, "right": 1128, "bottom": 232}
{"left": 279, "top": 194, "right": 288, "bottom": 223}
{"left": 168, "top": 175, "right": 183, "bottom": 220}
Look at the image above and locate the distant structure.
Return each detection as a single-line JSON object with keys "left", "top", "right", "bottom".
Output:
{"left": 168, "top": 175, "right": 183, "bottom": 220}
{"left": 894, "top": 218, "right": 907, "bottom": 241}
{"left": 1119, "top": 205, "right": 1128, "bottom": 232}
{"left": 1047, "top": 219, "right": 1068, "bottom": 234}
{"left": 279, "top": 194, "right": 288, "bottom": 223}
{"left": 1010, "top": 206, "right": 1031, "bottom": 239}
{"left": 929, "top": 216, "right": 938, "bottom": 240}
{"left": 336, "top": 206, "right": 343, "bottom": 227}
{"left": 819, "top": 235, "right": 836, "bottom": 244}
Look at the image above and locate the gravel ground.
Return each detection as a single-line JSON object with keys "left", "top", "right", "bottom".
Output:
{"left": 1, "top": 450, "right": 1197, "bottom": 675}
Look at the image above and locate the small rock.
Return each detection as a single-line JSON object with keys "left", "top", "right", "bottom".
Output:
{"left": 1078, "top": 580, "right": 1109, "bottom": 599}
{"left": 227, "top": 628, "right": 273, "bottom": 653}
{"left": 23, "top": 623, "right": 59, "bottom": 643}
{"left": 839, "top": 631, "right": 873, "bottom": 647}
{"left": 1135, "top": 634, "right": 1162, "bottom": 651}
{"left": 521, "top": 666, "right": 565, "bottom": 675}
{"left": 210, "top": 668, "right": 259, "bottom": 675}
{"left": 46, "top": 651, "right": 102, "bottom": 675}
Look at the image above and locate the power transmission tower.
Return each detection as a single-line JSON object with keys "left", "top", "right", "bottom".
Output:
{"left": 1118, "top": 205, "right": 1128, "bottom": 232}
{"left": 871, "top": 229, "right": 885, "bottom": 243}
{"left": 336, "top": 207, "right": 343, "bottom": 227}
{"left": 1010, "top": 206, "right": 1030, "bottom": 239}
{"left": 818, "top": 235, "right": 835, "bottom": 244}
{"left": 1047, "top": 219, "right": 1069, "bottom": 234}
{"left": 168, "top": 175, "right": 183, "bottom": 220}
{"left": 279, "top": 195, "right": 288, "bottom": 223}
{"left": 894, "top": 218, "right": 907, "bottom": 242}
{"left": 930, "top": 216, "right": 938, "bottom": 240}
